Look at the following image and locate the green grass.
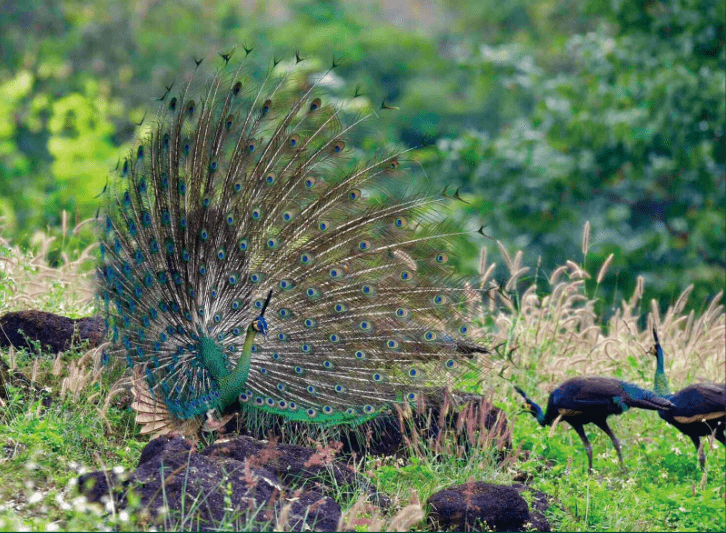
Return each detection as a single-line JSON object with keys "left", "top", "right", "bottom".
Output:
{"left": 2, "top": 346, "right": 723, "bottom": 531}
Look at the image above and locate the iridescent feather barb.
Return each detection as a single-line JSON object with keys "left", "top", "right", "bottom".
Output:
{"left": 98, "top": 52, "right": 491, "bottom": 436}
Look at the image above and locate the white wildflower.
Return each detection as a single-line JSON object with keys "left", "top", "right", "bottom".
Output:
{"left": 54, "top": 494, "right": 71, "bottom": 511}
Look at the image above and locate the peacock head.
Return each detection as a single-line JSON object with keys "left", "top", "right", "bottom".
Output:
{"left": 250, "top": 289, "right": 273, "bottom": 337}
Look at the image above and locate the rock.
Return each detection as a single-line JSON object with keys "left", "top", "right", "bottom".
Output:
{"left": 202, "top": 435, "right": 390, "bottom": 508}
{"left": 78, "top": 435, "right": 384, "bottom": 531}
{"left": 0, "top": 310, "right": 104, "bottom": 353}
{"left": 511, "top": 484, "right": 554, "bottom": 533}
{"left": 0, "top": 357, "right": 53, "bottom": 408}
{"left": 427, "top": 481, "right": 552, "bottom": 532}
{"left": 77, "top": 471, "right": 125, "bottom": 505}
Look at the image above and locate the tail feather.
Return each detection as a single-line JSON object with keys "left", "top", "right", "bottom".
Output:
{"left": 131, "top": 368, "right": 203, "bottom": 436}
{"left": 99, "top": 53, "right": 491, "bottom": 432}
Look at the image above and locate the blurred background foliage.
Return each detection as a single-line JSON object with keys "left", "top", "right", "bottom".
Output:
{"left": 0, "top": 0, "right": 723, "bottom": 320}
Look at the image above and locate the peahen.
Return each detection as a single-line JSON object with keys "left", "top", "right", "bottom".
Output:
{"left": 515, "top": 377, "right": 674, "bottom": 471}
{"left": 97, "top": 52, "right": 490, "bottom": 438}
{"left": 650, "top": 328, "right": 725, "bottom": 469}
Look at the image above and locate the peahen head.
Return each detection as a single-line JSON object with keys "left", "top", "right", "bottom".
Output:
{"left": 514, "top": 386, "right": 546, "bottom": 426}
{"left": 650, "top": 328, "right": 671, "bottom": 397}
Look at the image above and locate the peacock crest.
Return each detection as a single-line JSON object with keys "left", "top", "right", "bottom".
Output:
{"left": 98, "top": 51, "right": 490, "bottom": 435}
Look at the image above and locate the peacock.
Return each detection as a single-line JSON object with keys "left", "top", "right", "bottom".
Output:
{"left": 650, "top": 328, "right": 725, "bottom": 469}
{"left": 97, "top": 51, "right": 491, "bottom": 438}
{"left": 515, "top": 377, "right": 674, "bottom": 472}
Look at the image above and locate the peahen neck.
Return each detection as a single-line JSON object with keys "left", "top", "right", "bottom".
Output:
{"left": 527, "top": 398, "right": 547, "bottom": 426}
{"left": 653, "top": 344, "right": 671, "bottom": 397}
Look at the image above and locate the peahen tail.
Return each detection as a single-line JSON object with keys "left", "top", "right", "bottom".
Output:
{"left": 98, "top": 52, "right": 490, "bottom": 434}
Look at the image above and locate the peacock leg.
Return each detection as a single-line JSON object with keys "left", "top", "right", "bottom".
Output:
{"left": 594, "top": 419, "right": 625, "bottom": 472}
{"left": 571, "top": 424, "right": 593, "bottom": 472}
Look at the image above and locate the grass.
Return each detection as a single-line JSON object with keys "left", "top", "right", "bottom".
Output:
{"left": 0, "top": 220, "right": 724, "bottom": 531}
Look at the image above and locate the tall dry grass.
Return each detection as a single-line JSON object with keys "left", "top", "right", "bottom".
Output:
{"left": 475, "top": 222, "right": 725, "bottom": 392}
{"left": 0, "top": 213, "right": 96, "bottom": 315}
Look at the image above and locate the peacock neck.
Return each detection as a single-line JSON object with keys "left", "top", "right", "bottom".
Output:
{"left": 219, "top": 323, "right": 258, "bottom": 409}
{"left": 198, "top": 323, "right": 259, "bottom": 411}
{"left": 653, "top": 346, "right": 671, "bottom": 397}
{"left": 200, "top": 336, "right": 230, "bottom": 381}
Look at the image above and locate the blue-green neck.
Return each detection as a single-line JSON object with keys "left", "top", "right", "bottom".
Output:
{"left": 653, "top": 343, "right": 671, "bottom": 397}
{"left": 533, "top": 403, "right": 547, "bottom": 426}
{"left": 199, "top": 324, "right": 257, "bottom": 411}
{"left": 515, "top": 387, "right": 546, "bottom": 426}
{"left": 200, "top": 336, "right": 230, "bottom": 380}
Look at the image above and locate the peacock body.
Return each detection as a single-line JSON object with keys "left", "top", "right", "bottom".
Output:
{"left": 97, "top": 53, "right": 489, "bottom": 436}
{"left": 515, "top": 376, "right": 674, "bottom": 471}
{"left": 650, "top": 328, "right": 725, "bottom": 469}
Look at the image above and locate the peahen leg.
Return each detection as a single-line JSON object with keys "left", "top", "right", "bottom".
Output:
{"left": 571, "top": 424, "right": 593, "bottom": 472}
{"left": 713, "top": 421, "right": 725, "bottom": 446}
{"left": 594, "top": 419, "right": 625, "bottom": 472}
{"left": 688, "top": 434, "right": 705, "bottom": 470}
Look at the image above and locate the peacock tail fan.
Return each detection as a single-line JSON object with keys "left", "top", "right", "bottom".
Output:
{"left": 97, "top": 51, "right": 492, "bottom": 436}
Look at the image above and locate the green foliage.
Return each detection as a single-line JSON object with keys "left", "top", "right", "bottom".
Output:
{"left": 0, "top": 0, "right": 721, "bottom": 313}
{"left": 46, "top": 79, "right": 120, "bottom": 216}
{"left": 433, "top": 0, "right": 725, "bottom": 316}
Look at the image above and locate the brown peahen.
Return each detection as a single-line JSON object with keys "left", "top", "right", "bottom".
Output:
{"left": 97, "top": 52, "right": 490, "bottom": 437}
{"left": 515, "top": 377, "right": 675, "bottom": 472}
{"left": 650, "top": 328, "right": 725, "bottom": 469}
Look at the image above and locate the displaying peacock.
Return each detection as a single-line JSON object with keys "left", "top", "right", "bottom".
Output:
{"left": 650, "top": 328, "right": 725, "bottom": 469}
{"left": 515, "top": 377, "right": 674, "bottom": 472}
{"left": 98, "top": 52, "right": 490, "bottom": 438}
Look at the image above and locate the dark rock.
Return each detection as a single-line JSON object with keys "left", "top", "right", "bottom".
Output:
{"left": 0, "top": 357, "right": 53, "bottom": 408}
{"left": 511, "top": 484, "right": 555, "bottom": 532}
{"left": 427, "top": 481, "right": 551, "bottom": 532}
{"left": 79, "top": 435, "right": 345, "bottom": 531}
{"left": 137, "top": 432, "right": 193, "bottom": 466}
{"left": 202, "top": 435, "right": 390, "bottom": 508}
{"left": 77, "top": 471, "right": 126, "bottom": 505}
{"left": 0, "top": 310, "right": 104, "bottom": 353}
